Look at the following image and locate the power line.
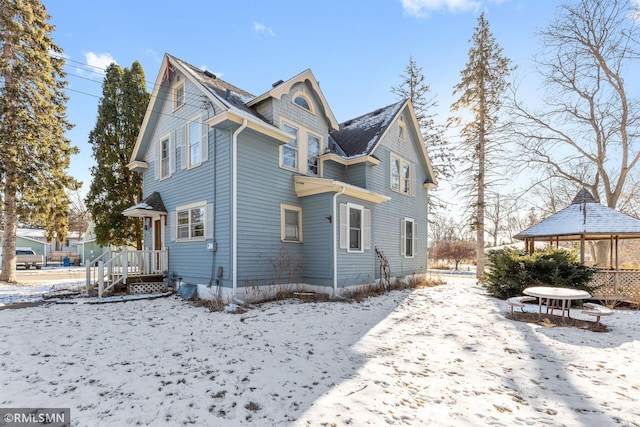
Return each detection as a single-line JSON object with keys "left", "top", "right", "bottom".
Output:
{"left": 61, "top": 58, "right": 226, "bottom": 115}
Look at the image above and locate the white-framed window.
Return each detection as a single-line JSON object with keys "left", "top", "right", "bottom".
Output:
{"left": 155, "top": 132, "right": 175, "bottom": 180}
{"left": 281, "top": 204, "right": 302, "bottom": 243}
{"left": 307, "top": 134, "right": 320, "bottom": 175}
{"left": 340, "top": 203, "right": 371, "bottom": 253}
{"left": 173, "top": 81, "right": 185, "bottom": 110}
{"left": 292, "top": 92, "right": 313, "bottom": 113}
{"left": 280, "top": 118, "right": 323, "bottom": 176}
{"left": 401, "top": 217, "right": 416, "bottom": 258}
{"left": 160, "top": 135, "right": 170, "bottom": 179}
{"left": 187, "top": 116, "right": 201, "bottom": 168}
{"left": 391, "top": 153, "right": 412, "bottom": 195}
{"left": 282, "top": 123, "right": 298, "bottom": 170}
{"left": 398, "top": 120, "right": 406, "bottom": 140}
{"left": 176, "top": 202, "right": 206, "bottom": 241}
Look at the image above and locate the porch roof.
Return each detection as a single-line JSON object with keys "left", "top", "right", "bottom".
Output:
{"left": 293, "top": 176, "right": 390, "bottom": 204}
{"left": 123, "top": 192, "right": 167, "bottom": 218}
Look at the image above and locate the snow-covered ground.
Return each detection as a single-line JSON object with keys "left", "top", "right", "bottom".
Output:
{"left": 1, "top": 276, "right": 639, "bottom": 426}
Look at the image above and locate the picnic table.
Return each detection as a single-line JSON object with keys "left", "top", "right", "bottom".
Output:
{"left": 523, "top": 286, "right": 591, "bottom": 322}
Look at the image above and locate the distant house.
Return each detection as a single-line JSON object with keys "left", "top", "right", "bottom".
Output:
{"left": 0, "top": 230, "right": 47, "bottom": 266}
{"left": 76, "top": 222, "right": 109, "bottom": 265}
{"left": 122, "top": 53, "right": 437, "bottom": 302}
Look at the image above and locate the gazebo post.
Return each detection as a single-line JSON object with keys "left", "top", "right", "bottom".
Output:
{"left": 609, "top": 237, "right": 614, "bottom": 269}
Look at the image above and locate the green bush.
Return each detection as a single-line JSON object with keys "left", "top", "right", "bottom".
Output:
{"left": 484, "top": 247, "right": 595, "bottom": 299}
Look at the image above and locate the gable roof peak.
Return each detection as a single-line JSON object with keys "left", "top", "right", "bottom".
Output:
{"left": 247, "top": 68, "right": 339, "bottom": 130}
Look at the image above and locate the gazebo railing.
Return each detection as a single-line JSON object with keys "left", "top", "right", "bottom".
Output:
{"left": 589, "top": 269, "right": 640, "bottom": 303}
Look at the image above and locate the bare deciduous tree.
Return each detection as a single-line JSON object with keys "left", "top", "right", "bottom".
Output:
{"left": 509, "top": 0, "right": 640, "bottom": 211}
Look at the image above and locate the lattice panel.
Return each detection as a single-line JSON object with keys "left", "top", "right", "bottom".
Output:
{"left": 129, "top": 282, "right": 167, "bottom": 295}
{"left": 590, "top": 271, "right": 640, "bottom": 300}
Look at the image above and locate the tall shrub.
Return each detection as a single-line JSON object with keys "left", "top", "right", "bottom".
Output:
{"left": 485, "top": 247, "right": 595, "bottom": 299}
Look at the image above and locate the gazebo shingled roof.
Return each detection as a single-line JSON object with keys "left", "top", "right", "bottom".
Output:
{"left": 514, "top": 188, "right": 640, "bottom": 242}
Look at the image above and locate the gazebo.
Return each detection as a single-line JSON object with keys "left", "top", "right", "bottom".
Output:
{"left": 514, "top": 189, "right": 640, "bottom": 301}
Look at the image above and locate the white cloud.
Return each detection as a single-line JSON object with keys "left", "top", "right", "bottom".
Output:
{"left": 253, "top": 22, "right": 275, "bottom": 37}
{"left": 84, "top": 52, "right": 116, "bottom": 75}
{"left": 401, "top": 0, "right": 482, "bottom": 17}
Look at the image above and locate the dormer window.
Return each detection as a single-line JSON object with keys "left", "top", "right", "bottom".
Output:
{"left": 292, "top": 92, "right": 313, "bottom": 113}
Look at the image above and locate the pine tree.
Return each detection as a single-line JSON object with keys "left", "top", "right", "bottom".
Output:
{"left": 449, "top": 13, "right": 513, "bottom": 280}
{"left": 85, "top": 62, "right": 149, "bottom": 249}
{"left": 392, "top": 57, "right": 451, "bottom": 181}
{"left": 0, "top": 0, "right": 77, "bottom": 282}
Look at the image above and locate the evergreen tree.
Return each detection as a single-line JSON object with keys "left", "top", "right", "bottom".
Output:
{"left": 0, "top": 0, "right": 77, "bottom": 282}
{"left": 85, "top": 62, "right": 149, "bottom": 249}
{"left": 392, "top": 56, "right": 451, "bottom": 182}
{"left": 449, "top": 13, "right": 513, "bottom": 280}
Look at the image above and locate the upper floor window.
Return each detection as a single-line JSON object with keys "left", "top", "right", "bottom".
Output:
{"left": 391, "top": 154, "right": 412, "bottom": 195}
{"left": 280, "top": 118, "right": 323, "bottom": 176}
{"left": 160, "top": 136, "right": 170, "bottom": 179}
{"left": 307, "top": 134, "right": 320, "bottom": 175}
{"left": 398, "top": 121, "right": 405, "bottom": 140}
{"left": 293, "top": 93, "right": 312, "bottom": 113}
{"left": 188, "top": 116, "right": 201, "bottom": 167}
{"left": 176, "top": 203, "right": 205, "bottom": 241}
{"left": 173, "top": 81, "right": 185, "bottom": 110}
{"left": 282, "top": 123, "right": 298, "bottom": 169}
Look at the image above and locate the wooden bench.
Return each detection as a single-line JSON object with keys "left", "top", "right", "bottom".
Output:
{"left": 581, "top": 303, "right": 613, "bottom": 325}
{"left": 506, "top": 296, "right": 536, "bottom": 315}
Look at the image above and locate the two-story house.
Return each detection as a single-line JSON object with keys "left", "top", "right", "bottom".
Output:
{"left": 124, "top": 53, "right": 437, "bottom": 302}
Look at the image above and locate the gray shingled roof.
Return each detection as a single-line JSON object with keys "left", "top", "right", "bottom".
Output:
{"left": 330, "top": 101, "right": 405, "bottom": 158}
{"left": 168, "top": 55, "right": 264, "bottom": 120}
{"left": 123, "top": 192, "right": 167, "bottom": 215}
{"left": 514, "top": 189, "right": 640, "bottom": 241}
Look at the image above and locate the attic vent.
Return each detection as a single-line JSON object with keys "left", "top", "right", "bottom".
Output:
{"left": 343, "top": 120, "right": 353, "bottom": 127}
{"left": 204, "top": 70, "right": 217, "bottom": 79}
{"left": 372, "top": 108, "right": 383, "bottom": 116}
{"left": 272, "top": 79, "right": 284, "bottom": 88}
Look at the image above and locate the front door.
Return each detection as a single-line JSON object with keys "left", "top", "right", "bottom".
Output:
{"left": 154, "top": 219, "right": 162, "bottom": 251}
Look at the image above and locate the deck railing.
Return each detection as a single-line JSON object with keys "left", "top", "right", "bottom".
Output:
{"left": 85, "top": 248, "right": 168, "bottom": 297}
{"left": 589, "top": 269, "right": 640, "bottom": 303}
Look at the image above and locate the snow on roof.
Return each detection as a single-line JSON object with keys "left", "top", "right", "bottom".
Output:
{"left": 514, "top": 189, "right": 640, "bottom": 240}
{"left": 330, "top": 101, "right": 404, "bottom": 158}
{"left": 123, "top": 192, "right": 167, "bottom": 215}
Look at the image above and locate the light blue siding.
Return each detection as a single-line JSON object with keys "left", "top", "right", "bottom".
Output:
{"left": 300, "top": 193, "right": 333, "bottom": 286}
{"left": 134, "top": 62, "right": 434, "bottom": 298}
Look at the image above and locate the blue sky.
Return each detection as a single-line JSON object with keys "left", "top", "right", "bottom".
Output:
{"left": 44, "top": 0, "right": 561, "bottom": 196}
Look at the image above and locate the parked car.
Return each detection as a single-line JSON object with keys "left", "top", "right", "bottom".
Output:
{"left": 16, "top": 249, "right": 43, "bottom": 270}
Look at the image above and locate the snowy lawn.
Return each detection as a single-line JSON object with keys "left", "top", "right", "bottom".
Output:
{"left": 0, "top": 276, "right": 639, "bottom": 426}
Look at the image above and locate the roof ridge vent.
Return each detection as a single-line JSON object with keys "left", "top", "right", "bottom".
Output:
{"left": 343, "top": 120, "right": 353, "bottom": 127}
{"left": 372, "top": 108, "right": 383, "bottom": 116}
{"left": 204, "top": 70, "right": 217, "bottom": 79}
{"left": 272, "top": 79, "right": 284, "bottom": 88}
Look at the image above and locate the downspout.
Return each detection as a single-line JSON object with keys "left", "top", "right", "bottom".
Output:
{"left": 332, "top": 186, "right": 346, "bottom": 297}
{"left": 232, "top": 119, "right": 248, "bottom": 303}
